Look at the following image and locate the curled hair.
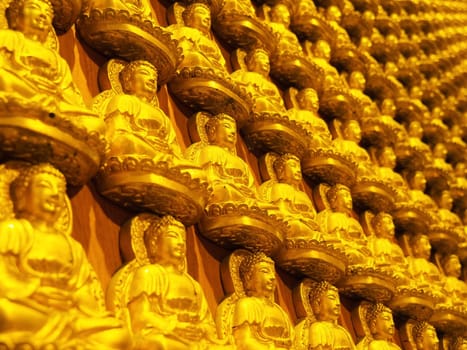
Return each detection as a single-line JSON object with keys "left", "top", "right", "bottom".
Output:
{"left": 7, "top": 0, "right": 54, "bottom": 29}
{"left": 239, "top": 251, "right": 274, "bottom": 294}
{"left": 412, "top": 321, "right": 433, "bottom": 344}
{"left": 371, "top": 212, "right": 393, "bottom": 236}
{"left": 273, "top": 153, "right": 300, "bottom": 178}
{"left": 309, "top": 281, "right": 337, "bottom": 312}
{"left": 245, "top": 48, "right": 270, "bottom": 69}
{"left": 205, "top": 113, "right": 236, "bottom": 140}
{"left": 11, "top": 163, "right": 66, "bottom": 213}
{"left": 366, "top": 303, "right": 390, "bottom": 330}
{"left": 119, "top": 60, "right": 158, "bottom": 93}
{"left": 182, "top": 2, "right": 211, "bottom": 25}
{"left": 296, "top": 88, "right": 319, "bottom": 109}
{"left": 408, "top": 233, "right": 429, "bottom": 249}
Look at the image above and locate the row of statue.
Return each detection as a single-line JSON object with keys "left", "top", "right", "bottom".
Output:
{"left": 0, "top": 160, "right": 466, "bottom": 349}
{"left": 0, "top": 0, "right": 466, "bottom": 348}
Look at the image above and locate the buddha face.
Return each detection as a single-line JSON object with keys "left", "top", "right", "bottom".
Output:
{"left": 208, "top": 116, "right": 237, "bottom": 148}
{"left": 151, "top": 224, "right": 186, "bottom": 265}
{"left": 343, "top": 120, "right": 362, "bottom": 142}
{"left": 331, "top": 186, "right": 353, "bottom": 213}
{"left": 297, "top": 88, "right": 319, "bottom": 111}
{"left": 349, "top": 71, "right": 366, "bottom": 90}
{"left": 314, "top": 40, "right": 331, "bottom": 61}
{"left": 419, "top": 326, "right": 439, "bottom": 350}
{"left": 124, "top": 64, "right": 158, "bottom": 102}
{"left": 316, "top": 287, "right": 341, "bottom": 322}
{"left": 248, "top": 260, "right": 276, "bottom": 298}
{"left": 443, "top": 255, "right": 462, "bottom": 278}
{"left": 410, "top": 171, "right": 426, "bottom": 191}
{"left": 271, "top": 4, "right": 290, "bottom": 27}
{"left": 371, "top": 309, "right": 395, "bottom": 341}
{"left": 326, "top": 6, "right": 342, "bottom": 22}
{"left": 381, "top": 99, "right": 395, "bottom": 117}
{"left": 408, "top": 121, "right": 423, "bottom": 138}
{"left": 412, "top": 235, "right": 431, "bottom": 260}
{"left": 186, "top": 4, "right": 211, "bottom": 32}
{"left": 20, "top": 172, "right": 63, "bottom": 225}
{"left": 433, "top": 143, "right": 447, "bottom": 159}
{"left": 277, "top": 157, "right": 302, "bottom": 184}
{"left": 375, "top": 214, "right": 395, "bottom": 239}
{"left": 17, "top": 0, "right": 53, "bottom": 42}
{"left": 379, "top": 147, "right": 396, "bottom": 169}
{"left": 246, "top": 50, "right": 270, "bottom": 76}
{"left": 438, "top": 190, "right": 453, "bottom": 210}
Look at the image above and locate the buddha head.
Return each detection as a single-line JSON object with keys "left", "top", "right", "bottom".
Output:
{"left": 313, "top": 40, "right": 331, "bottom": 61}
{"left": 205, "top": 113, "right": 237, "bottom": 150}
{"left": 326, "top": 5, "right": 342, "bottom": 23}
{"left": 432, "top": 143, "right": 447, "bottom": 160}
{"left": 328, "top": 184, "right": 353, "bottom": 214}
{"left": 413, "top": 322, "right": 439, "bottom": 350}
{"left": 410, "top": 234, "right": 432, "bottom": 260}
{"left": 348, "top": 71, "right": 366, "bottom": 90}
{"left": 7, "top": 0, "right": 54, "bottom": 43}
{"left": 452, "top": 337, "right": 467, "bottom": 350}
{"left": 367, "top": 303, "right": 395, "bottom": 341}
{"left": 120, "top": 60, "right": 158, "bottom": 103}
{"left": 433, "top": 190, "right": 453, "bottom": 211}
{"left": 380, "top": 99, "right": 396, "bottom": 117}
{"left": 342, "top": 120, "right": 362, "bottom": 143}
{"left": 145, "top": 216, "right": 186, "bottom": 271}
{"left": 377, "top": 146, "right": 397, "bottom": 169}
{"left": 441, "top": 254, "right": 462, "bottom": 278}
{"left": 11, "top": 163, "right": 66, "bottom": 226}
{"left": 309, "top": 281, "right": 341, "bottom": 322}
{"left": 372, "top": 212, "right": 395, "bottom": 239}
{"left": 245, "top": 48, "right": 271, "bottom": 76}
{"left": 407, "top": 171, "right": 427, "bottom": 191}
{"left": 407, "top": 121, "right": 424, "bottom": 138}
{"left": 273, "top": 153, "right": 302, "bottom": 185}
{"left": 183, "top": 2, "right": 211, "bottom": 35}
{"left": 239, "top": 252, "right": 276, "bottom": 299}
{"left": 270, "top": 3, "right": 291, "bottom": 27}
{"left": 296, "top": 88, "right": 319, "bottom": 111}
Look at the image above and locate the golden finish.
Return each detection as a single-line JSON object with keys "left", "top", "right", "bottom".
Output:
{"left": 354, "top": 302, "right": 401, "bottom": 350}
{"left": 231, "top": 49, "right": 311, "bottom": 157}
{"left": 0, "top": 162, "right": 130, "bottom": 349}
{"left": 216, "top": 250, "right": 294, "bottom": 350}
{"left": 94, "top": 59, "right": 210, "bottom": 225}
{"left": 168, "top": 2, "right": 251, "bottom": 121}
{"left": 399, "top": 321, "right": 439, "bottom": 350}
{"left": 0, "top": 0, "right": 106, "bottom": 186}
{"left": 259, "top": 153, "right": 348, "bottom": 282}
{"left": 293, "top": 279, "right": 356, "bottom": 350}
{"left": 316, "top": 184, "right": 396, "bottom": 302}
{"left": 186, "top": 113, "right": 285, "bottom": 254}
{"left": 108, "top": 214, "right": 230, "bottom": 350}
{"left": 77, "top": 0, "right": 180, "bottom": 85}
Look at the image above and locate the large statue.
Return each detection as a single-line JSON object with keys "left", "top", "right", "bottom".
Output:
{"left": 294, "top": 280, "right": 356, "bottom": 350}
{"left": 107, "top": 214, "right": 230, "bottom": 350}
{"left": 356, "top": 302, "right": 401, "bottom": 350}
{"left": 0, "top": 0, "right": 106, "bottom": 185}
{"left": 216, "top": 250, "right": 294, "bottom": 350}
{"left": 0, "top": 163, "right": 130, "bottom": 349}
{"left": 94, "top": 59, "right": 209, "bottom": 226}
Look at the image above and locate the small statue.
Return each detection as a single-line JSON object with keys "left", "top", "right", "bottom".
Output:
{"left": 0, "top": 163, "right": 130, "bottom": 349}
{"left": 412, "top": 322, "right": 439, "bottom": 350}
{"left": 294, "top": 280, "right": 356, "bottom": 350}
{"left": 355, "top": 302, "right": 401, "bottom": 350}
{"left": 94, "top": 59, "right": 209, "bottom": 225}
{"left": 216, "top": 250, "right": 294, "bottom": 350}
{"left": 0, "top": 0, "right": 106, "bottom": 185}
{"left": 440, "top": 254, "right": 467, "bottom": 310}
{"left": 107, "top": 214, "right": 230, "bottom": 350}
{"left": 372, "top": 146, "right": 408, "bottom": 201}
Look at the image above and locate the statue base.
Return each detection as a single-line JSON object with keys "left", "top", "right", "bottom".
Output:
{"left": 77, "top": 8, "right": 179, "bottom": 84}
{"left": 392, "top": 205, "right": 432, "bottom": 233}
{"left": 430, "top": 308, "right": 467, "bottom": 336}
{"left": 352, "top": 179, "right": 398, "bottom": 212}
{"left": 302, "top": 149, "right": 357, "bottom": 187}
{"left": 0, "top": 103, "right": 104, "bottom": 186}
{"left": 241, "top": 112, "right": 311, "bottom": 158}
{"left": 96, "top": 157, "right": 210, "bottom": 225}
{"left": 199, "top": 203, "right": 285, "bottom": 255}
{"left": 427, "top": 226, "right": 459, "bottom": 254}
{"left": 169, "top": 67, "right": 251, "bottom": 125}
{"left": 319, "top": 87, "right": 356, "bottom": 120}
{"left": 276, "top": 239, "right": 348, "bottom": 283}
{"left": 389, "top": 289, "right": 435, "bottom": 321}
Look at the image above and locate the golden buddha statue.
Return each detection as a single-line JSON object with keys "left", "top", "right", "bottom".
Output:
{"left": 185, "top": 113, "right": 285, "bottom": 254}
{"left": 266, "top": 3, "right": 303, "bottom": 56}
{"left": 216, "top": 250, "right": 294, "bottom": 350}
{"left": 347, "top": 71, "right": 374, "bottom": 111}
{"left": 294, "top": 280, "right": 356, "bottom": 350}
{"left": 440, "top": 254, "right": 467, "bottom": 310}
{"left": 406, "top": 234, "right": 441, "bottom": 287}
{"left": 452, "top": 337, "right": 467, "bottom": 350}
{"left": 0, "top": 0, "right": 106, "bottom": 185}
{"left": 94, "top": 59, "right": 209, "bottom": 225}
{"left": 107, "top": 214, "right": 230, "bottom": 350}
{"left": 0, "top": 163, "right": 130, "bottom": 349}
{"left": 231, "top": 48, "right": 286, "bottom": 115}
{"left": 316, "top": 184, "right": 370, "bottom": 265}
{"left": 400, "top": 321, "right": 439, "bottom": 350}
{"left": 356, "top": 302, "right": 401, "bottom": 350}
